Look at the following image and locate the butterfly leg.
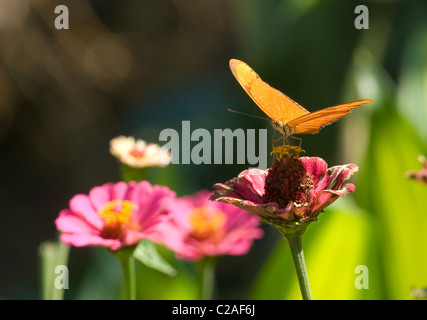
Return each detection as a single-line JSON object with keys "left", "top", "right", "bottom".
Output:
{"left": 271, "top": 133, "right": 288, "bottom": 163}
{"left": 290, "top": 136, "right": 302, "bottom": 148}
{"left": 272, "top": 129, "right": 277, "bottom": 151}
{"left": 272, "top": 134, "right": 286, "bottom": 148}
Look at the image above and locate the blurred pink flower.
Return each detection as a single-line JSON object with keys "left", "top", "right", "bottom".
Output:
{"left": 55, "top": 181, "right": 175, "bottom": 250}
{"left": 109, "top": 136, "right": 171, "bottom": 168}
{"left": 154, "top": 190, "right": 263, "bottom": 261}
{"left": 210, "top": 147, "right": 358, "bottom": 225}
{"left": 406, "top": 155, "right": 427, "bottom": 185}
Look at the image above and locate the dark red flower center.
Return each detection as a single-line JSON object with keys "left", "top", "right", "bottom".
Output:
{"left": 263, "top": 146, "right": 313, "bottom": 208}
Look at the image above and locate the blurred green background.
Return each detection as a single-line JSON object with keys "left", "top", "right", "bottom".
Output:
{"left": 1, "top": 0, "right": 427, "bottom": 300}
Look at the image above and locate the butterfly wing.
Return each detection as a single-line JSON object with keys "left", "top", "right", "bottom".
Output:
{"left": 229, "top": 59, "right": 309, "bottom": 123}
{"left": 287, "top": 99, "right": 373, "bottom": 134}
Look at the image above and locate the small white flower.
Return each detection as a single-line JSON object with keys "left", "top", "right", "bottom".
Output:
{"left": 109, "top": 136, "right": 171, "bottom": 168}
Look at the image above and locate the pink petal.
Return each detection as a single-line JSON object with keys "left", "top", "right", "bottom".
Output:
{"left": 88, "top": 184, "right": 113, "bottom": 210}
{"left": 312, "top": 183, "right": 356, "bottom": 215}
{"left": 88, "top": 182, "right": 131, "bottom": 211}
{"left": 212, "top": 169, "right": 268, "bottom": 204}
{"left": 60, "top": 233, "right": 122, "bottom": 250}
{"left": 69, "top": 194, "right": 103, "bottom": 229}
{"left": 124, "top": 229, "right": 145, "bottom": 246}
{"left": 212, "top": 193, "right": 283, "bottom": 220}
{"left": 113, "top": 181, "right": 134, "bottom": 201}
{"left": 55, "top": 209, "right": 100, "bottom": 234}
{"left": 316, "top": 163, "right": 358, "bottom": 192}
{"left": 131, "top": 182, "right": 175, "bottom": 230}
{"left": 218, "top": 202, "right": 261, "bottom": 231}
{"left": 181, "top": 190, "right": 212, "bottom": 207}
{"left": 300, "top": 157, "right": 328, "bottom": 187}
{"left": 211, "top": 183, "right": 245, "bottom": 201}
{"left": 233, "top": 169, "right": 268, "bottom": 202}
{"left": 157, "top": 189, "right": 264, "bottom": 261}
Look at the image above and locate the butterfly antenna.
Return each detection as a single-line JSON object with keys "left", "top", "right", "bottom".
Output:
{"left": 227, "top": 108, "right": 271, "bottom": 122}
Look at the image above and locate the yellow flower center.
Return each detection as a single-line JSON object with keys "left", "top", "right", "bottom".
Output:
{"left": 271, "top": 145, "right": 305, "bottom": 160}
{"left": 189, "top": 207, "right": 226, "bottom": 243}
{"left": 98, "top": 200, "right": 138, "bottom": 240}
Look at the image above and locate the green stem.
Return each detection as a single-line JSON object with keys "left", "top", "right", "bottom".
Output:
{"left": 121, "top": 164, "right": 148, "bottom": 182}
{"left": 198, "top": 257, "right": 216, "bottom": 300}
{"left": 285, "top": 233, "right": 312, "bottom": 300}
{"left": 115, "top": 247, "right": 137, "bottom": 300}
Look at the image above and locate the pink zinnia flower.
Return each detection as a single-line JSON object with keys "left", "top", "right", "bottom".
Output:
{"left": 210, "top": 146, "right": 358, "bottom": 226}
{"left": 55, "top": 181, "right": 175, "bottom": 250}
{"left": 406, "top": 155, "right": 427, "bottom": 185}
{"left": 154, "top": 190, "right": 263, "bottom": 261}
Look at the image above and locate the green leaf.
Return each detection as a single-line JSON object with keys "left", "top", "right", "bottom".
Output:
{"left": 133, "top": 239, "right": 176, "bottom": 276}
{"left": 397, "top": 22, "right": 427, "bottom": 142}
{"left": 250, "top": 200, "right": 378, "bottom": 299}
{"left": 357, "top": 105, "right": 427, "bottom": 299}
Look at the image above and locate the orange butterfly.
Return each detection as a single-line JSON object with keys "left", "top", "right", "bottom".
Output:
{"left": 229, "top": 58, "right": 373, "bottom": 140}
